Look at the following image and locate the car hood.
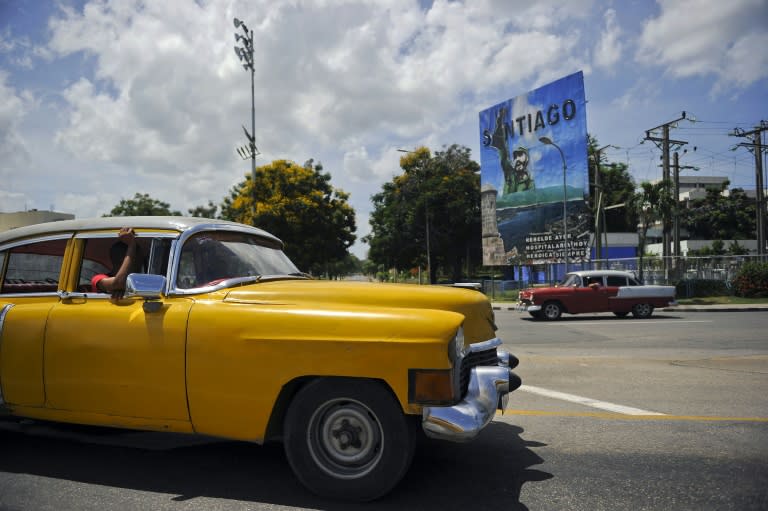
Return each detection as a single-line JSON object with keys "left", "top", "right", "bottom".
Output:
{"left": 519, "top": 286, "right": 564, "bottom": 295}
{"left": 222, "top": 280, "right": 497, "bottom": 343}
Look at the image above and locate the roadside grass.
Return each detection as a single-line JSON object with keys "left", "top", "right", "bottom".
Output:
{"left": 487, "top": 292, "right": 768, "bottom": 305}
{"left": 676, "top": 296, "right": 768, "bottom": 305}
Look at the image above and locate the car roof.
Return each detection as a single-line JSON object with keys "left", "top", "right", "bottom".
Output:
{"left": 0, "top": 216, "right": 282, "bottom": 246}
{"left": 567, "top": 270, "right": 637, "bottom": 278}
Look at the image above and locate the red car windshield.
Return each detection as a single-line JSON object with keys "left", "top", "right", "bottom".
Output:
{"left": 558, "top": 274, "right": 582, "bottom": 287}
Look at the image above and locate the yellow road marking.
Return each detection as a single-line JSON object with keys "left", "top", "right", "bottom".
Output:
{"left": 500, "top": 409, "right": 768, "bottom": 423}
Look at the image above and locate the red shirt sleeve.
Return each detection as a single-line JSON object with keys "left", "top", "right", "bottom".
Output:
{"left": 91, "top": 274, "right": 108, "bottom": 292}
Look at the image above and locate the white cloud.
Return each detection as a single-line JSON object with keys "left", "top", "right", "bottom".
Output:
{"left": 714, "top": 31, "right": 768, "bottom": 95}
{"left": 0, "top": 71, "right": 30, "bottom": 182}
{"left": 610, "top": 78, "right": 662, "bottom": 111}
{"left": 636, "top": 0, "right": 768, "bottom": 91}
{"left": 343, "top": 146, "right": 375, "bottom": 183}
{"left": 594, "top": 8, "right": 622, "bottom": 70}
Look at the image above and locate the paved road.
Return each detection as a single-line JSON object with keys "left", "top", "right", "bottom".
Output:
{"left": 496, "top": 308, "right": 768, "bottom": 510}
{"left": 1, "top": 310, "right": 766, "bottom": 510}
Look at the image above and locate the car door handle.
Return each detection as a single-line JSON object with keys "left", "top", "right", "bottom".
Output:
{"left": 59, "top": 291, "right": 89, "bottom": 300}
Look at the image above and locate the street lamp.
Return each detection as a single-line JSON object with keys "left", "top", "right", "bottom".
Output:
{"left": 672, "top": 148, "right": 698, "bottom": 270}
{"left": 397, "top": 148, "right": 431, "bottom": 284}
{"left": 539, "top": 136, "right": 569, "bottom": 274}
{"left": 591, "top": 144, "right": 619, "bottom": 266}
{"left": 233, "top": 17, "right": 258, "bottom": 218}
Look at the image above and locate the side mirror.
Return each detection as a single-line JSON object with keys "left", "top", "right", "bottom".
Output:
{"left": 125, "top": 273, "right": 167, "bottom": 300}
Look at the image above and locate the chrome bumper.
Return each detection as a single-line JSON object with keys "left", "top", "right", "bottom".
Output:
{"left": 422, "top": 350, "right": 522, "bottom": 442}
{"left": 515, "top": 302, "right": 540, "bottom": 312}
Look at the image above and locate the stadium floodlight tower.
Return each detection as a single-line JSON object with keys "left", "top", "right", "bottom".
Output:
{"left": 233, "top": 17, "right": 259, "bottom": 214}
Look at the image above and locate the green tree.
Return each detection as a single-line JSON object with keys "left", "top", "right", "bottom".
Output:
{"left": 324, "top": 253, "right": 364, "bottom": 280}
{"left": 679, "top": 184, "right": 756, "bottom": 240}
{"left": 627, "top": 180, "right": 674, "bottom": 280}
{"left": 365, "top": 144, "right": 481, "bottom": 283}
{"left": 188, "top": 200, "right": 219, "bottom": 218}
{"left": 587, "top": 135, "right": 637, "bottom": 233}
{"left": 105, "top": 193, "right": 181, "bottom": 216}
{"left": 727, "top": 240, "right": 750, "bottom": 255}
{"left": 220, "top": 159, "right": 356, "bottom": 275}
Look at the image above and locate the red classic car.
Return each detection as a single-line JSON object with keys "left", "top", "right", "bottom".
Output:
{"left": 516, "top": 270, "right": 677, "bottom": 320}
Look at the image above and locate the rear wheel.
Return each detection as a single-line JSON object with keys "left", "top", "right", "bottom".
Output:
{"left": 541, "top": 301, "right": 562, "bottom": 320}
{"left": 283, "top": 378, "right": 415, "bottom": 501}
{"left": 632, "top": 303, "right": 654, "bottom": 318}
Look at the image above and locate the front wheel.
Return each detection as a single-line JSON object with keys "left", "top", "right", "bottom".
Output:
{"left": 632, "top": 303, "right": 654, "bottom": 318}
{"left": 541, "top": 301, "right": 563, "bottom": 320}
{"left": 283, "top": 378, "right": 415, "bottom": 501}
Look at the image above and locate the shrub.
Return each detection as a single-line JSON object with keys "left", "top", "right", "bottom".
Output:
{"left": 676, "top": 279, "right": 730, "bottom": 298}
{"left": 732, "top": 261, "right": 768, "bottom": 298}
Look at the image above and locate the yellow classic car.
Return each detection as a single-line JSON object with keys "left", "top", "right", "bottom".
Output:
{"left": 0, "top": 216, "right": 520, "bottom": 501}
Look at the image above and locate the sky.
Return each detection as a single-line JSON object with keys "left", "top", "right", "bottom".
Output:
{"left": 1, "top": 0, "right": 766, "bottom": 259}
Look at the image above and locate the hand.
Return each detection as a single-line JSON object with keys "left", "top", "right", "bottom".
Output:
{"left": 118, "top": 227, "right": 136, "bottom": 243}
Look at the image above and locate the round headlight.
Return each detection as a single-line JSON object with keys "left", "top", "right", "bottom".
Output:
{"left": 452, "top": 326, "right": 465, "bottom": 360}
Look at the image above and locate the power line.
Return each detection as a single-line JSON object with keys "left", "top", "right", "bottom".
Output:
{"left": 643, "top": 111, "right": 690, "bottom": 271}
{"left": 730, "top": 121, "right": 768, "bottom": 258}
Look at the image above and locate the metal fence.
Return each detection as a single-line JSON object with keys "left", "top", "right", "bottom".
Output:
{"left": 481, "top": 255, "right": 766, "bottom": 299}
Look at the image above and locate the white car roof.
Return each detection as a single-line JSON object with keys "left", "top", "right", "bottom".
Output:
{"left": 0, "top": 216, "right": 282, "bottom": 246}
{"left": 567, "top": 270, "right": 638, "bottom": 279}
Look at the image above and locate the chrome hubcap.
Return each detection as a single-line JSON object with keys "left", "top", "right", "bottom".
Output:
{"left": 308, "top": 399, "right": 383, "bottom": 479}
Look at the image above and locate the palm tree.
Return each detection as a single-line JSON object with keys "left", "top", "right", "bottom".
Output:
{"left": 628, "top": 180, "right": 674, "bottom": 281}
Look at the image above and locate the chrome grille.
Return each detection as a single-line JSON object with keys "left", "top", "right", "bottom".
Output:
{"left": 459, "top": 346, "right": 498, "bottom": 397}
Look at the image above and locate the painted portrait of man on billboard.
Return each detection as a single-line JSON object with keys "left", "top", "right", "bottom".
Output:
{"left": 487, "top": 107, "right": 536, "bottom": 195}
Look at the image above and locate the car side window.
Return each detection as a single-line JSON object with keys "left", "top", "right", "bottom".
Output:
{"left": 146, "top": 238, "right": 173, "bottom": 278}
{"left": 77, "top": 238, "right": 114, "bottom": 292}
{"left": 0, "top": 238, "right": 68, "bottom": 294}
{"left": 76, "top": 236, "right": 169, "bottom": 292}
{"left": 0, "top": 251, "right": 5, "bottom": 288}
{"left": 176, "top": 234, "right": 234, "bottom": 288}
{"left": 606, "top": 276, "right": 627, "bottom": 286}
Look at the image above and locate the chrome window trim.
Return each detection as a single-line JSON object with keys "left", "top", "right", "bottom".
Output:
{"left": 0, "top": 234, "right": 72, "bottom": 296}
{"left": 0, "top": 292, "right": 62, "bottom": 298}
{"left": 166, "top": 223, "right": 284, "bottom": 296}
{"left": 73, "top": 231, "right": 177, "bottom": 240}
{"left": 74, "top": 231, "right": 179, "bottom": 295}
{"left": 0, "top": 233, "right": 74, "bottom": 252}
{"left": 0, "top": 221, "right": 288, "bottom": 298}
{"left": 0, "top": 303, "right": 14, "bottom": 405}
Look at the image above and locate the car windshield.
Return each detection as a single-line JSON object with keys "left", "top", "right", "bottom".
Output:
{"left": 558, "top": 273, "right": 582, "bottom": 287}
{"left": 176, "top": 231, "right": 300, "bottom": 289}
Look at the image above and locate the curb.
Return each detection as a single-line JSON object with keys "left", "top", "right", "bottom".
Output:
{"left": 492, "top": 304, "right": 768, "bottom": 313}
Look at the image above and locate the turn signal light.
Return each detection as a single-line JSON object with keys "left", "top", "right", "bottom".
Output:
{"left": 408, "top": 369, "right": 456, "bottom": 405}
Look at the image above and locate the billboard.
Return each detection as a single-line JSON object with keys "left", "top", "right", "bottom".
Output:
{"left": 479, "top": 71, "right": 590, "bottom": 266}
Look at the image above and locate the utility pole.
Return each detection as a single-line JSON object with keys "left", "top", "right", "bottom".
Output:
{"left": 644, "top": 112, "right": 688, "bottom": 280}
{"left": 591, "top": 144, "right": 618, "bottom": 268}
{"left": 671, "top": 150, "right": 698, "bottom": 267}
{"left": 731, "top": 121, "right": 768, "bottom": 259}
